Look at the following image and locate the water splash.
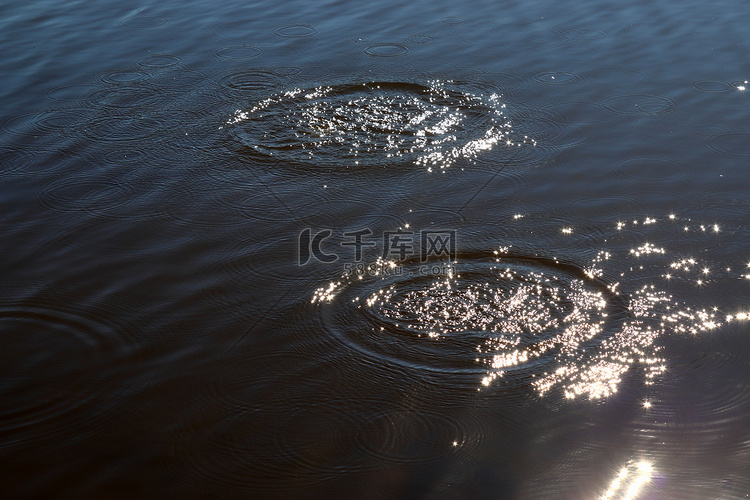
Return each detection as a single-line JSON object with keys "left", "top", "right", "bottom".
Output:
{"left": 312, "top": 214, "right": 746, "bottom": 400}
{"left": 225, "top": 80, "right": 535, "bottom": 170}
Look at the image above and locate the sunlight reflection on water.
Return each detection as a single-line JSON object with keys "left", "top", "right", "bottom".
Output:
{"left": 313, "top": 214, "right": 746, "bottom": 400}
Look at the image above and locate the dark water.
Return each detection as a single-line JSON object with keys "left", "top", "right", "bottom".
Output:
{"left": 2, "top": 0, "right": 750, "bottom": 498}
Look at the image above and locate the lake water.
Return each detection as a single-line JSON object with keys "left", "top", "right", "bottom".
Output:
{"left": 1, "top": 0, "right": 750, "bottom": 498}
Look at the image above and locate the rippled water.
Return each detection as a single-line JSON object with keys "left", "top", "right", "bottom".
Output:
{"left": 2, "top": 0, "right": 750, "bottom": 498}
{"left": 313, "top": 215, "right": 744, "bottom": 402}
{"left": 226, "top": 80, "right": 533, "bottom": 171}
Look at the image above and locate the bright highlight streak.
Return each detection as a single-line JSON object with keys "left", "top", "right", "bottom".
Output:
{"left": 601, "top": 460, "right": 653, "bottom": 500}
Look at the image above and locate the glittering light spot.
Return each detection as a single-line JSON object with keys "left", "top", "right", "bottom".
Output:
{"left": 728, "top": 311, "right": 750, "bottom": 322}
{"left": 629, "top": 243, "right": 665, "bottom": 257}
{"left": 312, "top": 281, "right": 343, "bottom": 303}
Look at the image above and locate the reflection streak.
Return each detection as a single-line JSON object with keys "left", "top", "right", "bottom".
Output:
{"left": 601, "top": 461, "right": 653, "bottom": 500}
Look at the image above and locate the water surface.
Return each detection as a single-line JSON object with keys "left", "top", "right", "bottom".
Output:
{"left": 1, "top": 0, "right": 750, "bottom": 498}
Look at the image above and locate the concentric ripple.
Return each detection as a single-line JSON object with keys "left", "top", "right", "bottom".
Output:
{"left": 272, "top": 24, "right": 319, "bottom": 37}
{"left": 313, "top": 215, "right": 748, "bottom": 400}
{"left": 0, "top": 302, "right": 144, "bottom": 442}
{"left": 363, "top": 44, "right": 409, "bottom": 57}
{"left": 314, "top": 250, "right": 649, "bottom": 399}
{"left": 225, "top": 80, "right": 535, "bottom": 170}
